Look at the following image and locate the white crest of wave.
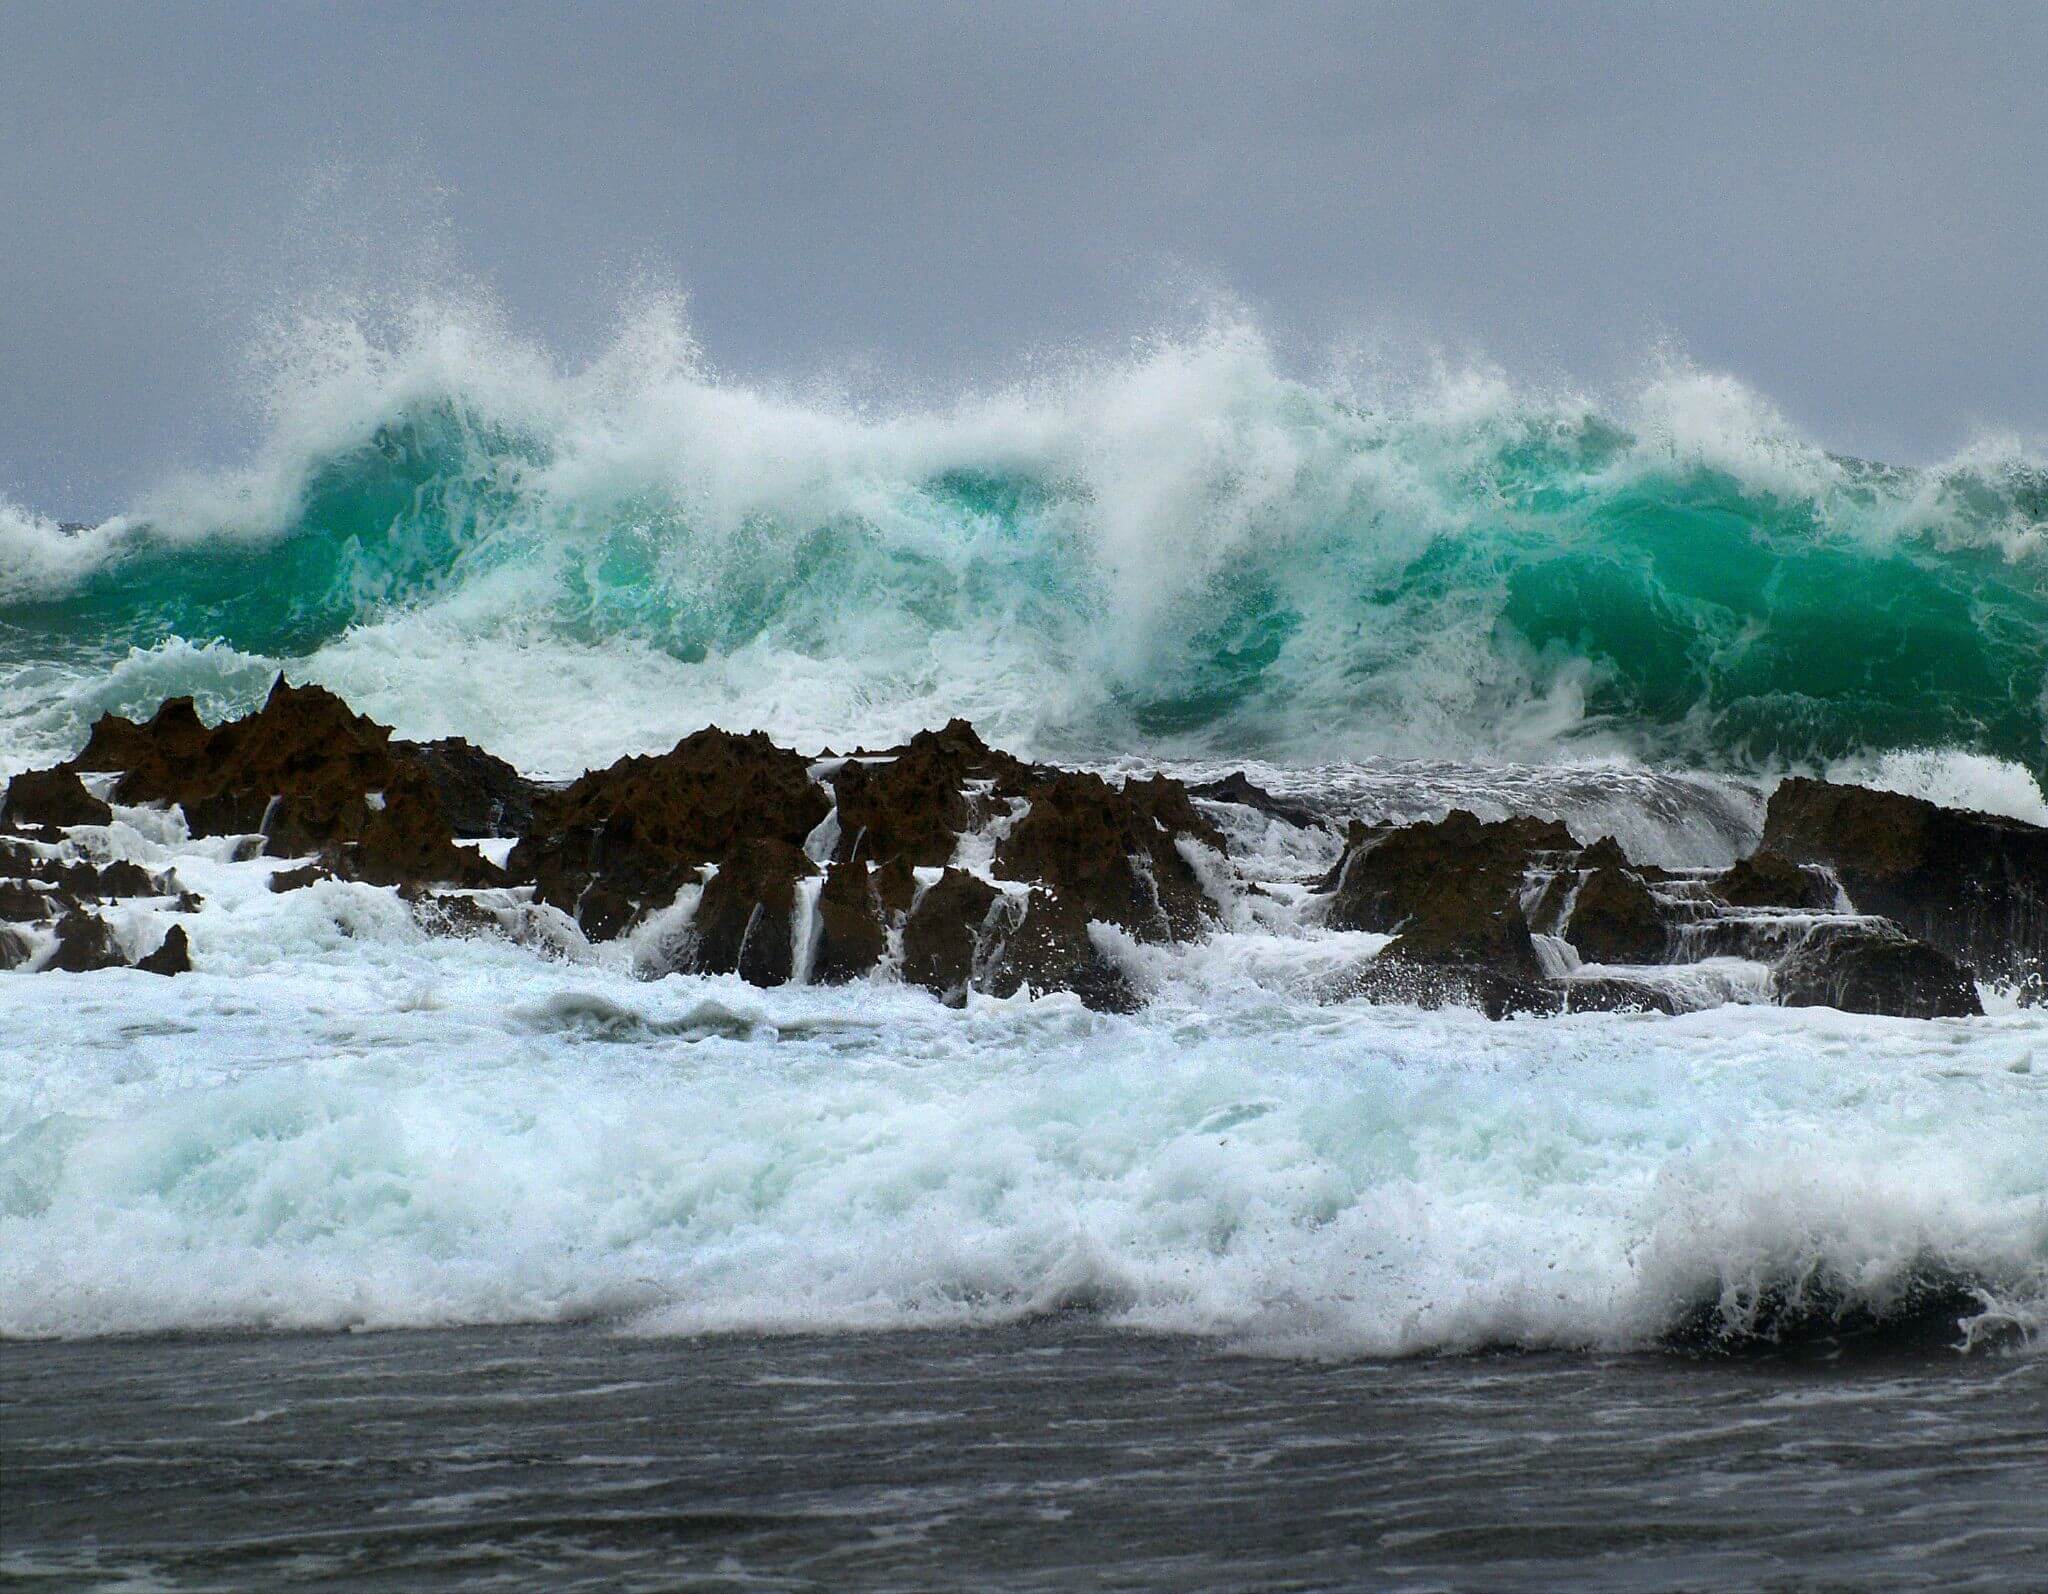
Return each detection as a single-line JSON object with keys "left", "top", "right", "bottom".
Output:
{"left": 1822, "top": 748, "right": 2048, "bottom": 827}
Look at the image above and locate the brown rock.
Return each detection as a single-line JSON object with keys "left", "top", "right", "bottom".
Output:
{"left": 982, "top": 888, "right": 1140, "bottom": 1012}
{"left": 902, "top": 869, "right": 1004, "bottom": 1005}
{"left": 1322, "top": 809, "right": 1574, "bottom": 979}
{"left": 678, "top": 838, "right": 817, "bottom": 986}
{"left": 47, "top": 910, "right": 125, "bottom": 972}
{"left": 1773, "top": 920, "right": 1982, "bottom": 1019}
{"left": 1564, "top": 839, "right": 1669, "bottom": 964}
{"left": 1763, "top": 777, "right": 2048, "bottom": 985}
{"left": 1712, "top": 850, "right": 1837, "bottom": 911}
{"left": 135, "top": 925, "right": 191, "bottom": 976}
{"left": 0, "top": 881, "right": 50, "bottom": 920}
{"left": 3, "top": 769, "right": 112, "bottom": 828}
{"left": 992, "top": 771, "right": 1223, "bottom": 942}
{"left": 831, "top": 720, "right": 1030, "bottom": 867}
{"left": 66, "top": 679, "right": 496, "bottom": 891}
{"left": 269, "top": 863, "right": 336, "bottom": 893}
{"left": 396, "top": 737, "right": 538, "bottom": 838}
{"left": 811, "top": 861, "right": 890, "bottom": 984}
{"left": 509, "top": 727, "right": 828, "bottom": 940}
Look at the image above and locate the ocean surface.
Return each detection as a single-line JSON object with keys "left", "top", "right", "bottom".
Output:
{"left": 2, "top": 304, "right": 2045, "bottom": 1586}
{"left": 6, "top": 1321, "right": 2046, "bottom": 1591}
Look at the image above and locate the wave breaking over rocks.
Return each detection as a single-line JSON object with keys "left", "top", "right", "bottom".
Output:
{"left": 0, "top": 678, "right": 2037, "bottom": 1021}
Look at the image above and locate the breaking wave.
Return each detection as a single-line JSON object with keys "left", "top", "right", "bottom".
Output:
{"left": 3, "top": 298, "right": 2046, "bottom": 779}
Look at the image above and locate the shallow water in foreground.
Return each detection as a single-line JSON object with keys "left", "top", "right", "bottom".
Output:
{"left": 4, "top": 1320, "right": 2045, "bottom": 1591}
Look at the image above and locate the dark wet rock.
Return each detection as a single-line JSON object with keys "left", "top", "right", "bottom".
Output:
{"left": 992, "top": 771, "right": 1223, "bottom": 942}
{"left": 1773, "top": 921, "right": 1982, "bottom": 1019}
{"left": 1764, "top": 777, "right": 2048, "bottom": 987}
{"left": 92, "top": 860, "right": 158, "bottom": 899}
{"left": 1555, "top": 975, "right": 1681, "bottom": 1015}
{"left": 868, "top": 856, "right": 919, "bottom": 924}
{"left": 1333, "top": 954, "right": 1562, "bottom": 1020}
{"left": 982, "top": 887, "right": 1140, "bottom": 1013}
{"left": 1712, "top": 850, "right": 1837, "bottom": 912}
{"left": 678, "top": 839, "right": 817, "bottom": 986}
{"left": 0, "top": 927, "right": 32, "bottom": 970}
{"left": 0, "top": 837, "right": 40, "bottom": 878}
{"left": 831, "top": 720, "right": 1032, "bottom": 868}
{"left": 1323, "top": 810, "right": 1574, "bottom": 979}
{"left": 67, "top": 679, "right": 497, "bottom": 891}
{"left": 69, "top": 695, "right": 212, "bottom": 797}
{"left": 902, "top": 869, "right": 1004, "bottom": 1005}
{"left": 1563, "top": 842, "right": 1670, "bottom": 965}
{"left": 397, "top": 737, "right": 539, "bottom": 838}
{"left": 509, "top": 727, "right": 828, "bottom": 941}
{"left": 3, "top": 768, "right": 111, "bottom": 828}
{"left": 135, "top": 925, "right": 191, "bottom": 976}
{"left": 810, "top": 861, "right": 890, "bottom": 985}
{"left": 47, "top": 909, "right": 124, "bottom": 973}
{"left": 1186, "top": 772, "right": 1323, "bottom": 830}
{"left": 0, "top": 880, "right": 50, "bottom": 919}
{"left": 269, "top": 863, "right": 336, "bottom": 893}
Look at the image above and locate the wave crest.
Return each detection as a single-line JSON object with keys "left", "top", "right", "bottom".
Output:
{"left": 5, "top": 301, "right": 2047, "bottom": 773}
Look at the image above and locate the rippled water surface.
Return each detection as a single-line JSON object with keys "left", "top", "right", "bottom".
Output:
{"left": 5, "top": 1322, "right": 2045, "bottom": 1591}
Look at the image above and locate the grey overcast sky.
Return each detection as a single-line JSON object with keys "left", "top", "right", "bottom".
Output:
{"left": 2, "top": 1, "right": 2044, "bottom": 517}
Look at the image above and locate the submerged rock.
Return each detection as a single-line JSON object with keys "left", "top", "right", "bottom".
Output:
{"left": 1186, "top": 772, "right": 1324, "bottom": 830}
{"left": 1334, "top": 956, "right": 1562, "bottom": 1020}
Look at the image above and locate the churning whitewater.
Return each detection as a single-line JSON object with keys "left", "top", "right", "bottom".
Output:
{"left": 2, "top": 302, "right": 2045, "bottom": 1352}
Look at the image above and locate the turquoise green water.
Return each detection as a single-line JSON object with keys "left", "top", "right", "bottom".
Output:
{"left": 4, "top": 340, "right": 2045, "bottom": 773}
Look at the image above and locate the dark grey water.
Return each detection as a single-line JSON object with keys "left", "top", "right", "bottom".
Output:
{"left": 3, "top": 1322, "right": 2044, "bottom": 1591}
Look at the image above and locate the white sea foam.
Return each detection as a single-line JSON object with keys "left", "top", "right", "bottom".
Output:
{"left": 1821, "top": 748, "right": 2048, "bottom": 827}
{"left": 0, "top": 811, "right": 2042, "bottom": 1352}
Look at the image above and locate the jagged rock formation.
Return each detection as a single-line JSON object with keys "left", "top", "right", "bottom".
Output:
{"left": 508, "top": 726, "right": 827, "bottom": 942}
{"left": 1314, "top": 804, "right": 1985, "bottom": 1021}
{"left": 0, "top": 680, "right": 2030, "bottom": 1018}
{"left": 66, "top": 678, "right": 503, "bottom": 889}
{"left": 1323, "top": 810, "right": 1573, "bottom": 978}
